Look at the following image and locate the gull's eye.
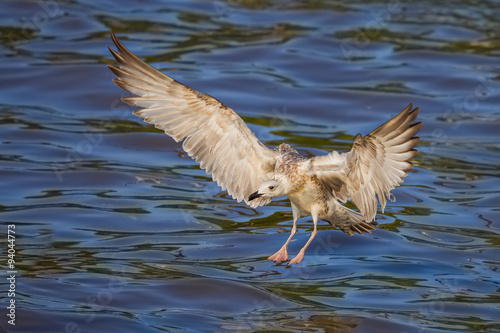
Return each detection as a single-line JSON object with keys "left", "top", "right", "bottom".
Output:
{"left": 269, "top": 186, "right": 275, "bottom": 190}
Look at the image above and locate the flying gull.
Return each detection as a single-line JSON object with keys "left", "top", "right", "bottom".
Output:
{"left": 108, "top": 33, "right": 422, "bottom": 264}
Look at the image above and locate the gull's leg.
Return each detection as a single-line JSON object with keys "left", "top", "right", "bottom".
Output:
{"left": 289, "top": 212, "right": 319, "bottom": 264}
{"left": 268, "top": 203, "right": 300, "bottom": 262}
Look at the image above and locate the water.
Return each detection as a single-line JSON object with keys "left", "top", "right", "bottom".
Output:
{"left": 1, "top": 1, "right": 499, "bottom": 332}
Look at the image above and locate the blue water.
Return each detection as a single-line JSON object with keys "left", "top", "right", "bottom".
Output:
{"left": 1, "top": 1, "right": 499, "bottom": 332}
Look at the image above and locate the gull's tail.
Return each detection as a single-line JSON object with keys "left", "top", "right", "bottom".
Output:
{"left": 325, "top": 202, "right": 378, "bottom": 236}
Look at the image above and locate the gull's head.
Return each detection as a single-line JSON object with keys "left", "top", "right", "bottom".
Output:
{"left": 248, "top": 180, "right": 284, "bottom": 201}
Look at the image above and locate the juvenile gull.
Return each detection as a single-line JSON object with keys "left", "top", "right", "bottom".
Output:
{"left": 108, "top": 33, "right": 422, "bottom": 264}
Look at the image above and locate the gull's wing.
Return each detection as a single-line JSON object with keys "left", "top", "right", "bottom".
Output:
{"left": 310, "top": 104, "right": 422, "bottom": 221}
{"left": 107, "top": 33, "right": 277, "bottom": 208}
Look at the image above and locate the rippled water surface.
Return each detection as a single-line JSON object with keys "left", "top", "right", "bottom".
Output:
{"left": 1, "top": 1, "right": 500, "bottom": 332}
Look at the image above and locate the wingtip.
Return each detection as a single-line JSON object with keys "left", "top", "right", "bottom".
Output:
{"left": 409, "top": 105, "right": 420, "bottom": 117}
{"left": 107, "top": 37, "right": 123, "bottom": 62}
{"left": 109, "top": 31, "right": 128, "bottom": 55}
{"left": 108, "top": 31, "right": 116, "bottom": 50}
{"left": 110, "top": 31, "right": 118, "bottom": 44}
{"left": 412, "top": 121, "right": 424, "bottom": 131}
{"left": 370, "top": 103, "right": 420, "bottom": 137}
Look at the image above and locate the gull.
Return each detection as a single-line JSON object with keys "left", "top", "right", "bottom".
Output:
{"left": 108, "top": 33, "right": 422, "bottom": 264}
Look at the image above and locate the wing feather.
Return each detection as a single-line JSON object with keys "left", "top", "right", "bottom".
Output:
{"left": 108, "top": 33, "right": 277, "bottom": 207}
{"left": 310, "top": 104, "right": 422, "bottom": 221}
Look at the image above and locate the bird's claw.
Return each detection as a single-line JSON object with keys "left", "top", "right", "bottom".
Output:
{"left": 268, "top": 248, "right": 288, "bottom": 262}
{"left": 289, "top": 253, "right": 304, "bottom": 264}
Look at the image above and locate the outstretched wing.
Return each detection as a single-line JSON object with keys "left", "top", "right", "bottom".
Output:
{"left": 107, "top": 33, "right": 277, "bottom": 207}
{"left": 310, "top": 104, "right": 422, "bottom": 221}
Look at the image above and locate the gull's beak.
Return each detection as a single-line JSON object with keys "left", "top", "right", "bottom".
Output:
{"left": 248, "top": 191, "right": 263, "bottom": 201}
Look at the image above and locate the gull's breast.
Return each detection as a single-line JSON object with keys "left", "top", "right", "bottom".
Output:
{"left": 287, "top": 174, "right": 332, "bottom": 217}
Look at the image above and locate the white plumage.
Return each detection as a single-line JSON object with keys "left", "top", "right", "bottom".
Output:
{"left": 108, "top": 33, "right": 422, "bottom": 264}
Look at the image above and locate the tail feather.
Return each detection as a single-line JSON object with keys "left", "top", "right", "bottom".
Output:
{"left": 326, "top": 203, "right": 378, "bottom": 236}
